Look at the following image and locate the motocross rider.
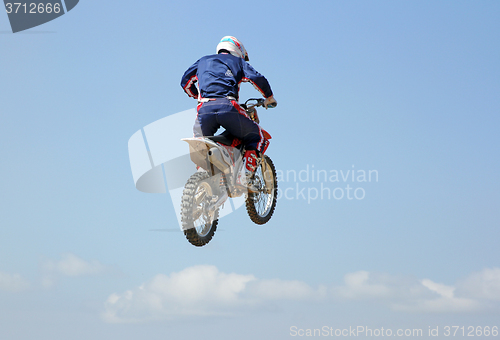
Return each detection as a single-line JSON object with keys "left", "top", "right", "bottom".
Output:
{"left": 180, "top": 36, "right": 277, "bottom": 188}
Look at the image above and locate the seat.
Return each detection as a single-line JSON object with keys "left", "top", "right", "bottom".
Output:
{"left": 207, "top": 132, "right": 235, "bottom": 146}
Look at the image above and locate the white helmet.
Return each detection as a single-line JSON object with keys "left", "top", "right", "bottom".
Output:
{"left": 216, "top": 36, "right": 249, "bottom": 61}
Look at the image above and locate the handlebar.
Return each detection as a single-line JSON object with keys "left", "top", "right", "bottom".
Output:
{"left": 241, "top": 98, "right": 275, "bottom": 124}
{"left": 243, "top": 98, "right": 277, "bottom": 110}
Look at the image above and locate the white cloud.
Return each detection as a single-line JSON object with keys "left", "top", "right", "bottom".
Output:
{"left": 102, "top": 266, "right": 500, "bottom": 323}
{"left": 331, "top": 270, "right": 485, "bottom": 313}
{"left": 332, "top": 271, "right": 432, "bottom": 302}
{"left": 333, "top": 271, "right": 394, "bottom": 299}
{"left": 456, "top": 268, "right": 500, "bottom": 300}
{"left": 0, "top": 271, "right": 30, "bottom": 292}
{"left": 421, "top": 279, "right": 455, "bottom": 299}
{"left": 102, "top": 265, "right": 322, "bottom": 323}
{"left": 41, "top": 253, "right": 114, "bottom": 288}
{"left": 392, "top": 279, "right": 481, "bottom": 313}
{"left": 247, "top": 278, "right": 326, "bottom": 301}
{"left": 392, "top": 294, "right": 481, "bottom": 313}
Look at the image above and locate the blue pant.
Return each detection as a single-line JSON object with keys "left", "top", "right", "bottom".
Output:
{"left": 194, "top": 98, "right": 268, "bottom": 152}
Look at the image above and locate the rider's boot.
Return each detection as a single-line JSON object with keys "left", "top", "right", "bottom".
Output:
{"left": 237, "top": 150, "right": 260, "bottom": 192}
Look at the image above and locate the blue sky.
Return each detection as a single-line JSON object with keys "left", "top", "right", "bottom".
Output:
{"left": 1, "top": 1, "right": 499, "bottom": 339}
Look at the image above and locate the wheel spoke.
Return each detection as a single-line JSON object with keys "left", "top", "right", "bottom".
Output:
{"left": 181, "top": 171, "right": 219, "bottom": 246}
{"left": 245, "top": 155, "right": 277, "bottom": 225}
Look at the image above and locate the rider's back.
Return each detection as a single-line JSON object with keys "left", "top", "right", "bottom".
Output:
{"left": 182, "top": 53, "right": 272, "bottom": 100}
{"left": 197, "top": 54, "right": 242, "bottom": 99}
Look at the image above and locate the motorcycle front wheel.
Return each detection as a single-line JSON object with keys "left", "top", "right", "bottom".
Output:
{"left": 245, "top": 155, "right": 278, "bottom": 224}
{"left": 181, "top": 171, "right": 218, "bottom": 247}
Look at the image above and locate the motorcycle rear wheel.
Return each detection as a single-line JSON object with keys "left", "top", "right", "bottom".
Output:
{"left": 245, "top": 155, "right": 278, "bottom": 224}
{"left": 181, "top": 171, "right": 218, "bottom": 247}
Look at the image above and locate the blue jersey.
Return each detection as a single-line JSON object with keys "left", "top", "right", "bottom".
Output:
{"left": 181, "top": 53, "right": 273, "bottom": 100}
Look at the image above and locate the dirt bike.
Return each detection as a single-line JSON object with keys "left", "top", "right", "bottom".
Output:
{"left": 180, "top": 98, "right": 278, "bottom": 247}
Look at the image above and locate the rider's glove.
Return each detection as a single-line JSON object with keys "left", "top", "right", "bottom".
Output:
{"left": 264, "top": 96, "right": 277, "bottom": 109}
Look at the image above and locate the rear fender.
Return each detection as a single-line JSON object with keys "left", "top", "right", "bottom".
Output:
{"left": 182, "top": 137, "right": 234, "bottom": 170}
